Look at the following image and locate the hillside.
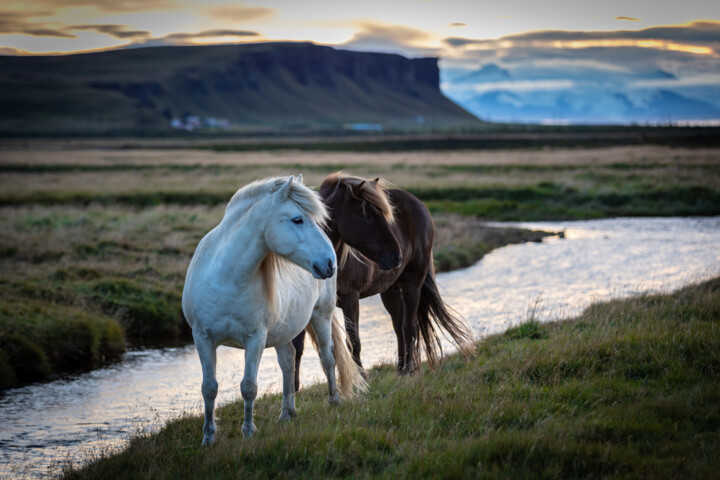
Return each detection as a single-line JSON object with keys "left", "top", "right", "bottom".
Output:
{"left": 0, "top": 43, "right": 481, "bottom": 135}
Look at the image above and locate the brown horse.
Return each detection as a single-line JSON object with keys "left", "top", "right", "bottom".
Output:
{"left": 292, "top": 173, "right": 473, "bottom": 389}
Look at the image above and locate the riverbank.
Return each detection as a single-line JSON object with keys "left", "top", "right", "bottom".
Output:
{"left": 61, "top": 276, "right": 720, "bottom": 479}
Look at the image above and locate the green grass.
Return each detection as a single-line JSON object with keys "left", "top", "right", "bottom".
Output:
{"left": 3, "top": 182, "right": 718, "bottom": 220}
{"left": 62, "top": 277, "right": 720, "bottom": 479}
{"left": 422, "top": 184, "right": 720, "bottom": 220}
{"left": 0, "top": 294, "right": 125, "bottom": 389}
{"left": 2, "top": 143, "right": 717, "bottom": 388}
{"left": 0, "top": 205, "right": 212, "bottom": 387}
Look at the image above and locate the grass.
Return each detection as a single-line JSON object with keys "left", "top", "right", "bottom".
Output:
{"left": 0, "top": 295, "right": 125, "bottom": 389}
{"left": 431, "top": 213, "right": 555, "bottom": 272}
{"left": 1, "top": 142, "right": 717, "bottom": 387}
{"left": 0, "top": 205, "right": 212, "bottom": 388}
{"left": 61, "top": 277, "right": 720, "bottom": 479}
{"left": 422, "top": 184, "right": 720, "bottom": 221}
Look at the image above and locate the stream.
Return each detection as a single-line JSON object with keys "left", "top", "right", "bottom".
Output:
{"left": 1, "top": 216, "right": 718, "bottom": 479}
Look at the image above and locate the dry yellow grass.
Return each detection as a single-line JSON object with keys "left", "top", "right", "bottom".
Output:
{"left": 2, "top": 145, "right": 718, "bottom": 199}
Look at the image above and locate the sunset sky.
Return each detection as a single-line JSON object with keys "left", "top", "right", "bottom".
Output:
{"left": 2, "top": 0, "right": 718, "bottom": 64}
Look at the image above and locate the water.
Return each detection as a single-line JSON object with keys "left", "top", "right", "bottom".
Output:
{"left": 1, "top": 217, "right": 718, "bottom": 479}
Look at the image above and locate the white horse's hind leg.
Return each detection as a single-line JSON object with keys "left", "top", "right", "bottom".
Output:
{"left": 193, "top": 333, "right": 218, "bottom": 446}
{"left": 241, "top": 332, "right": 266, "bottom": 438}
{"left": 275, "top": 342, "right": 297, "bottom": 421}
{"left": 309, "top": 311, "right": 340, "bottom": 405}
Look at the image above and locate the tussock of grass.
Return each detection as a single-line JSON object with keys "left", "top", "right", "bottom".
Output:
{"left": 432, "top": 213, "right": 556, "bottom": 272}
{"left": 0, "top": 205, "right": 213, "bottom": 387}
{"left": 63, "top": 277, "right": 720, "bottom": 479}
{"left": 0, "top": 297, "right": 125, "bottom": 389}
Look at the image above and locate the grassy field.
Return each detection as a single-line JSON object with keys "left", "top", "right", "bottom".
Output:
{"left": 1, "top": 141, "right": 717, "bottom": 388}
{"left": 61, "top": 277, "right": 720, "bottom": 479}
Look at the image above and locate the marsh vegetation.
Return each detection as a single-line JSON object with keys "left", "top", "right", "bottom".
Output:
{"left": 1, "top": 141, "right": 717, "bottom": 388}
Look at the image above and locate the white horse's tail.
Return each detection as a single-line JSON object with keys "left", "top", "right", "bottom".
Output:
{"left": 307, "top": 308, "right": 367, "bottom": 399}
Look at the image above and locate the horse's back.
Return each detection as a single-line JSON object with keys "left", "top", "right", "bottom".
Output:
{"left": 388, "top": 188, "right": 434, "bottom": 249}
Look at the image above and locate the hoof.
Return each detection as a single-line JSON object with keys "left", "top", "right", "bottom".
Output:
{"left": 242, "top": 422, "right": 257, "bottom": 438}
{"left": 277, "top": 408, "right": 296, "bottom": 422}
{"left": 201, "top": 435, "right": 215, "bottom": 446}
{"left": 328, "top": 391, "right": 340, "bottom": 406}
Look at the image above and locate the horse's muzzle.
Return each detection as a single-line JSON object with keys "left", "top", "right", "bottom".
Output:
{"left": 312, "top": 258, "right": 336, "bottom": 279}
{"left": 378, "top": 251, "right": 403, "bottom": 270}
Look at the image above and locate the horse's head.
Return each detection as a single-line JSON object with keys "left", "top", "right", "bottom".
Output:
{"left": 264, "top": 175, "right": 336, "bottom": 279}
{"left": 323, "top": 175, "right": 402, "bottom": 271}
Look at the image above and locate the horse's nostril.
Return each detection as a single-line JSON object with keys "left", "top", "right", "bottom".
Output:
{"left": 327, "top": 258, "right": 335, "bottom": 271}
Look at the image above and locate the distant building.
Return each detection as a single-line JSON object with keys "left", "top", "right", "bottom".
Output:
{"left": 171, "top": 115, "right": 230, "bottom": 131}
{"left": 343, "top": 123, "right": 384, "bottom": 131}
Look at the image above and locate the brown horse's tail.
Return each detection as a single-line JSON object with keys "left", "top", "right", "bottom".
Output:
{"left": 416, "top": 266, "right": 475, "bottom": 368}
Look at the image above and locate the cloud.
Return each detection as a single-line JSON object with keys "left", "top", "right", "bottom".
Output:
{"left": 70, "top": 24, "right": 150, "bottom": 39}
{"left": 445, "top": 21, "right": 720, "bottom": 52}
{"left": 163, "top": 29, "right": 260, "bottom": 41}
{"left": 616, "top": 16, "right": 640, "bottom": 22}
{"left": 30, "top": 0, "right": 173, "bottom": 13}
{"left": 449, "top": 22, "right": 466, "bottom": 27}
{"left": 466, "top": 79, "right": 576, "bottom": 94}
{"left": 124, "top": 29, "right": 261, "bottom": 49}
{"left": 443, "top": 21, "right": 720, "bottom": 74}
{"left": 501, "top": 21, "right": 720, "bottom": 46}
{"left": 206, "top": 4, "right": 275, "bottom": 23}
{"left": 340, "top": 21, "right": 440, "bottom": 57}
{"left": 0, "top": 46, "right": 29, "bottom": 55}
{"left": 0, "top": 10, "right": 75, "bottom": 37}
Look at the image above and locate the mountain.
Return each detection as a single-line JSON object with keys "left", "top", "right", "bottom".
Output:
{"left": 460, "top": 88, "right": 720, "bottom": 125}
{"left": 453, "top": 63, "right": 511, "bottom": 84}
{"left": 627, "top": 90, "right": 720, "bottom": 122}
{"left": 0, "top": 42, "right": 481, "bottom": 135}
{"left": 443, "top": 62, "right": 720, "bottom": 125}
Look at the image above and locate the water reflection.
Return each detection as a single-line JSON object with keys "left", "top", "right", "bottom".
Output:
{"left": 1, "top": 217, "right": 718, "bottom": 479}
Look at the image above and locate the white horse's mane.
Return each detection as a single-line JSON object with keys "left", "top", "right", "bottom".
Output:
{"left": 226, "top": 176, "right": 329, "bottom": 228}
{"left": 223, "top": 176, "right": 329, "bottom": 323}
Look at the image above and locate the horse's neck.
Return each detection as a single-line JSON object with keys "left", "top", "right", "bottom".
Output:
{"left": 214, "top": 205, "right": 268, "bottom": 286}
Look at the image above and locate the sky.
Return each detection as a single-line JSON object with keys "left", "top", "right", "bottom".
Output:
{"left": 1, "top": 0, "right": 718, "bottom": 64}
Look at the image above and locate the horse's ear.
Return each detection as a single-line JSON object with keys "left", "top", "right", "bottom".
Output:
{"left": 274, "top": 176, "right": 294, "bottom": 202}
{"left": 351, "top": 180, "right": 366, "bottom": 198}
{"left": 297, "top": 173, "right": 303, "bottom": 184}
{"left": 373, "top": 177, "right": 380, "bottom": 183}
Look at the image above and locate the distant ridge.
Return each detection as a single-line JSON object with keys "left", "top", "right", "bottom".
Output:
{"left": 0, "top": 42, "right": 481, "bottom": 135}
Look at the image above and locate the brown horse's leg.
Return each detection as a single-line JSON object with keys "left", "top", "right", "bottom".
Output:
{"left": 380, "top": 289, "right": 406, "bottom": 372}
{"left": 337, "top": 292, "right": 365, "bottom": 376}
{"left": 291, "top": 330, "right": 305, "bottom": 392}
{"left": 399, "top": 282, "right": 422, "bottom": 374}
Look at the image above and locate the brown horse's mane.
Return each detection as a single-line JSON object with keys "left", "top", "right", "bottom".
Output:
{"left": 322, "top": 172, "right": 396, "bottom": 268}
{"left": 322, "top": 172, "right": 395, "bottom": 224}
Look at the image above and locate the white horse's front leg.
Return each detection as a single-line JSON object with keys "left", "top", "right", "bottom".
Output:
{"left": 241, "top": 332, "right": 266, "bottom": 438}
{"left": 275, "top": 342, "right": 297, "bottom": 421}
{"left": 193, "top": 332, "right": 218, "bottom": 446}
{"left": 309, "top": 313, "right": 340, "bottom": 405}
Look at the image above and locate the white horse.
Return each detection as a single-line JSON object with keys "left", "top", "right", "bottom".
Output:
{"left": 182, "top": 175, "right": 366, "bottom": 444}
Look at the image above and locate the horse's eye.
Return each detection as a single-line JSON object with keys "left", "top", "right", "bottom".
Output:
{"left": 292, "top": 217, "right": 303, "bottom": 225}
